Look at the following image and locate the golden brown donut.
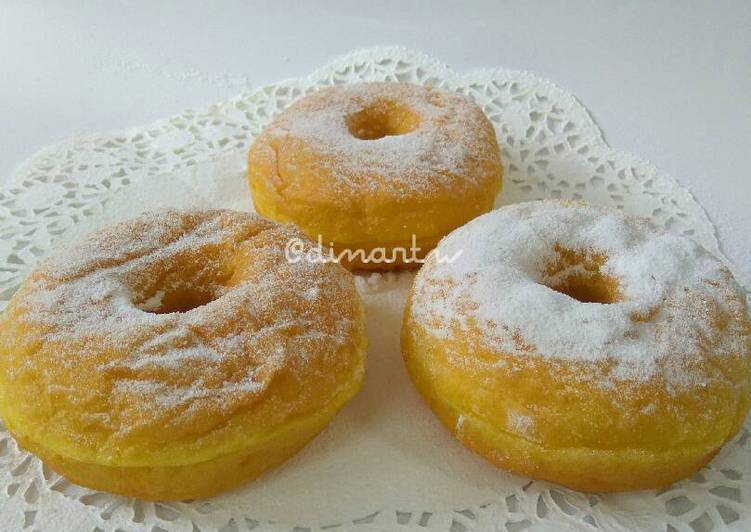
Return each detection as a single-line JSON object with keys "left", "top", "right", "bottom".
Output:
{"left": 0, "top": 209, "right": 367, "bottom": 500}
{"left": 402, "top": 200, "right": 751, "bottom": 492}
{"left": 248, "top": 82, "right": 503, "bottom": 270}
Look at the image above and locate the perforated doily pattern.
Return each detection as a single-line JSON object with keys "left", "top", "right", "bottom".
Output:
{"left": 0, "top": 47, "right": 749, "bottom": 531}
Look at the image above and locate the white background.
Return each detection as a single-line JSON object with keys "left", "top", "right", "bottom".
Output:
{"left": 2, "top": 0, "right": 750, "bottom": 278}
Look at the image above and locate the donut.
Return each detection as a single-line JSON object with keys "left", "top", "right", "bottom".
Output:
{"left": 0, "top": 209, "right": 367, "bottom": 500}
{"left": 248, "top": 82, "right": 503, "bottom": 270}
{"left": 402, "top": 200, "right": 751, "bottom": 492}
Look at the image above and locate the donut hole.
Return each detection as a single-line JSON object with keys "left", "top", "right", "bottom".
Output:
{"left": 345, "top": 101, "right": 420, "bottom": 140}
{"left": 141, "top": 286, "right": 221, "bottom": 314}
{"left": 541, "top": 245, "right": 621, "bottom": 304}
{"left": 136, "top": 267, "right": 232, "bottom": 314}
{"left": 544, "top": 275, "right": 620, "bottom": 304}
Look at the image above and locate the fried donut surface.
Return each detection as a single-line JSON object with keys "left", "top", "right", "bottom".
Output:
{"left": 248, "top": 82, "right": 502, "bottom": 270}
{"left": 0, "top": 209, "right": 367, "bottom": 500}
{"left": 402, "top": 200, "right": 751, "bottom": 491}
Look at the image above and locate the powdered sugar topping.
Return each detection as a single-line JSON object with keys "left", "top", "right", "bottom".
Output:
{"left": 257, "top": 82, "right": 499, "bottom": 196}
{"left": 409, "top": 201, "right": 749, "bottom": 389}
{"left": 2, "top": 209, "right": 364, "bottom": 446}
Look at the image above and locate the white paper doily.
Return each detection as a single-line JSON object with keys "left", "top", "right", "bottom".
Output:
{"left": 0, "top": 47, "right": 749, "bottom": 532}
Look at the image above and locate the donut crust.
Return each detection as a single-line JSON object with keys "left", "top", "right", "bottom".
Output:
{"left": 402, "top": 314, "right": 749, "bottom": 491}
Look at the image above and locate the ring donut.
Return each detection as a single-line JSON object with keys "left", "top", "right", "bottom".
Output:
{"left": 402, "top": 200, "right": 751, "bottom": 491}
{"left": 0, "top": 209, "right": 367, "bottom": 500}
{"left": 248, "top": 82, "right": 503, "bottom": 270}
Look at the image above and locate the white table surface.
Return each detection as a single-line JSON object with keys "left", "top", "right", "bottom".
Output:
{"left": 2, "top": 0, "right": 750, "bottom": 280}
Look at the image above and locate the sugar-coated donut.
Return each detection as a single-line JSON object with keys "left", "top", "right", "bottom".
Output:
{"left": 402, "top": 200, "right": 751, "bottom": 492}
{"left": 0, "top": 209, "right": 367, "bottom": 500}
{"left": 248, "top": 82, "right": 502, "bottom": 270}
